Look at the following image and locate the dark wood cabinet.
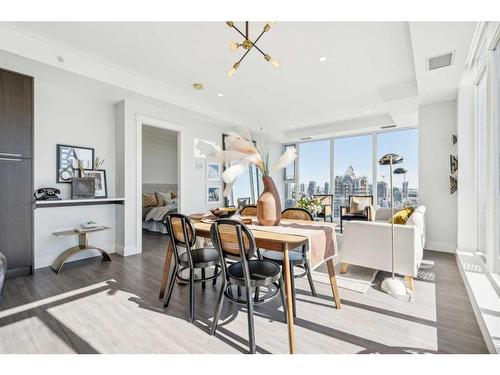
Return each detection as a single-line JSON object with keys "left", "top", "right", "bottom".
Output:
{"left": 0, "top": 158, "right": 33, "bottom": 276}
{"left": 0, "top": 68, "right": 33, "bottom": 278}
{"left": 0, "top": 69, "right": 33, "bottom": 159}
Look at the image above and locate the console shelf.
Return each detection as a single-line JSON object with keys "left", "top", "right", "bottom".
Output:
{"left": 35, "top": 198, "right": 125, "bottom": 208}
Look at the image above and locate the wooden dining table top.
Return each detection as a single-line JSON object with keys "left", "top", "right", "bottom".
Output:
{"left": 191, "top": 217, "right": 334, "bottom": 251}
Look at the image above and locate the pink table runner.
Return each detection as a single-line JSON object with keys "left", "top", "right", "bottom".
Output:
{"left": 247, "top": 219, "right": 337, "bottom": 270}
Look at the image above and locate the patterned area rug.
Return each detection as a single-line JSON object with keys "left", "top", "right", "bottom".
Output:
{"left": 312, "top": 263, "right": 378, "bottom": 294}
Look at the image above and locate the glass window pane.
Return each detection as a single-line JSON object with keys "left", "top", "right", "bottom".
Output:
{"left": 284, "top": 144, "right": 296, "bottom": 180}
{"left": 298, "top": 140, "right": 331, "bottom": 198}
{"left": 477, "top": 73, "right": 488, "bottom": 258}
{"left": 230, "top": 162, "right": 253, "bottom": 206}
{"left": 284, "top": 182, "right": 296, "bottom": 209}
{"left": 222, "top": 134, "right": 260, "bottom": 207}
{"left": 333, "top": 135, "right": 373, "bottom": 218}
{"left": 376, "top": 128, "right": 419, "bottom": 209}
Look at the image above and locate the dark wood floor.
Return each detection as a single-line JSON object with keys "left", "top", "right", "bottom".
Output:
{"left": 0, "top": 230, "right": 488, "bottom": 353}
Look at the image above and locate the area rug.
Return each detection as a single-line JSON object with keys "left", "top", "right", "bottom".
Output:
{"left": 312, "top": 263, "right": 378, "bottom": 294}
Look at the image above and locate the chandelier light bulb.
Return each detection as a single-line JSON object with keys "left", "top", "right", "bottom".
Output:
{"left": 227, "top": 62, "right": 240, "bottom": 78}
{"left": 229, "top": 42, "right": 239, "bottom": 51}
{"left": 270, "top": 58, "right": 280, "bottom": 68}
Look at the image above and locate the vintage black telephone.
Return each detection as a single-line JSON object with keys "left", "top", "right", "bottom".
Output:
{"left": 34, "top": 187, "right": 61, "bottom": 201}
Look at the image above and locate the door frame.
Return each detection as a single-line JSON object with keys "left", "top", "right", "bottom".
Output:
{"left": 136, "top": 114, "right": 183, "bottom": 253}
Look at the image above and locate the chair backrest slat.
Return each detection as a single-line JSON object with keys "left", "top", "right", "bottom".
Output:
{"left": 166, "top": 213, "right": 197, "bottom": 268}
{"left": 314, "top": 194, "right": 333, "bottom": 216}
{"left": 239, "top": 205, "right": 257, "bottom": 216}
{"left": 210, "top": 219, "right": 256, "bottom": 260}
{"left": 282, "top": 207, "right": 314, "bottom": 221}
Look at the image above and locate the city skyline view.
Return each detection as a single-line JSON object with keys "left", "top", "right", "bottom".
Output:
{"left": 299, "top": 129, "right": 418, "bottom": 190}
{"left": 296, "top": 128, "right": 419, "bottom": 212}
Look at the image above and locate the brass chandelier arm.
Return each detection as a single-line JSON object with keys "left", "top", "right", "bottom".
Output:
{"left": 230, "top": 24, "right": 248, "bottom": 40}
{"left": 237, "top": 46, "right": 253, "bottom": 65}
{"left": 251, "top": 29, "right": 267, "bottom": 54}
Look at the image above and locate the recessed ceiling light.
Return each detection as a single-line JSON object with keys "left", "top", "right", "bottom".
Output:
{"left": 289, "top": 124, "right": 294, "bottom": 128}
{"left": 365, "top": 110, "right": 371, "bottom": 114}
{"left": 192, "top": 83, "right": 204, "bottom": 90}
{"left": 217, "top": 93, "right": 224, "bottom": 97}
{"left": 319, "top": 56, "right": 327, "bottom": 62}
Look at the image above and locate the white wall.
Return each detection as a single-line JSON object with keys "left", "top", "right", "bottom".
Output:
{"left": 116, "top": 100, "right": 228, "bottom": 255}
{"left": 418, "top": 100, "right": 458, "bottom": 252}
{"left": 457, "top": 69, "right": 477, "bottom": 252}
{"left": 0, "top": 50, "right": 119, "bottom": 268}
{"left": 142, "top": 134, "right": 178, "bottom": 184}
{"left": 115, "top": 98, "right": 287, "bottom": 255}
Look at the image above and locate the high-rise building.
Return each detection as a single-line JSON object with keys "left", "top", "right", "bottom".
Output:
{"left": 402, "top": 181, "right": 409, "bottom": 199}
{"left": 377, "top": 181, "right": 387, "bottom": 200}
{"left": 333, "top": 165, "right": 370, "bottom": 217}
{"left": 324, "top": 182, "right": 330, "bottom": 194}
{"left": 299, "top": 183, "right": 305, "bottom": 194}
{"left": 307, "top": 181, "right": 317, "bottom": 197}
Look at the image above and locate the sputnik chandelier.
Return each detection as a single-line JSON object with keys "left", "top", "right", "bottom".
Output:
{"left": 226, "top": 21, "right": 280, "bottom": 78}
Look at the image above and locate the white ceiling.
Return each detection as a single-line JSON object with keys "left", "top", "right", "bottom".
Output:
{"left": 0, "top": 22, "right": 475, "bottom": 139}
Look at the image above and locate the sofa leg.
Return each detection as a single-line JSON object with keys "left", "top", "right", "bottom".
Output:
{"left": 405, "top": 276, "right": 414, "bottom": 291}
{"left": 340, "top": 263, "right": 349, "bottom": 274}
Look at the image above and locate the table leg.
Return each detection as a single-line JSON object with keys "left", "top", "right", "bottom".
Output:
{"left": 159, "top": 240, "right": 174, "bottom": 299}
{"left": 282, "top": 245, "right": 295, "bottom": 354}
{"left": 326, "top": 258, "right": 341, "bottom": 309}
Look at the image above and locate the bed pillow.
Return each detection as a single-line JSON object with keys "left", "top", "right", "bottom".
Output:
{"left": 155, "top": 191, "right": 170, "bottom": 206}
{"left": 143, "top": 193, "right": 158, "bottom": 207}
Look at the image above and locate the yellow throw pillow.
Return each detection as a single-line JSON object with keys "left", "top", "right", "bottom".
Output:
{"left": 143, "top": 193, "right": 158, "bottom": 208}
{"left": 388, "top": 207, "right": 415, "bottom": 225}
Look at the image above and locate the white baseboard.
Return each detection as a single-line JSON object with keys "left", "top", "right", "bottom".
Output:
{"left": 425, "top": 240, "right": 456, "bottom": 253}
{"left": 455, "top": 250, "right": 499, "bottom": 353}
{"left": 115, "top": 243, "right": 141, "bottom": 257}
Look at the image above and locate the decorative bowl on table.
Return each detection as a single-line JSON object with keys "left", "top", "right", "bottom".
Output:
{"left": 210, "top": 207, "right": 238, "bottom": 218}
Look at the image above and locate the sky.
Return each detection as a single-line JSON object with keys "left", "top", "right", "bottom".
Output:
{"left": 299, "top": 128, "right": 419, "bottom": 190}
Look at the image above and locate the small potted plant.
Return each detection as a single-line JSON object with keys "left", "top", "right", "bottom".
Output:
{"left": 295, "top": 196, "right": 323, "bottom": 218}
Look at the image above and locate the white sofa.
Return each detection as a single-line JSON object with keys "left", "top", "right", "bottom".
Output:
{"left": 340, "top": 205, "right": 426, "bottom": 290}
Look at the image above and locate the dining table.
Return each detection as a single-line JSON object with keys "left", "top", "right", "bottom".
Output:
{"left": 158, "top": 217, "right": 341, "bottom": 354}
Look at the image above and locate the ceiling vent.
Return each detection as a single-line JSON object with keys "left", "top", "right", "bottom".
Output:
{"left": 380, "top": 124, "right": 397, "bottom": 130}
{"left": 300, "top": 136, "right": 313, "bottom": 141}
{"left": 427, "top": 51, "right": 454, "bottom": 71}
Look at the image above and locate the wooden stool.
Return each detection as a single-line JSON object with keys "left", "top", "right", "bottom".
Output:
{"left": 51, "top": 227, "right": 112, "bottom": 273}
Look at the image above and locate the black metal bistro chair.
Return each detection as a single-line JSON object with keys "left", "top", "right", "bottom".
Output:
{"left": 210, "top": 219, "right": 287, "bottom": 354}
{"left": 261, "top": 207, "right": 317, "bottom": 317}
{"left": 163, "top": 213, "right": 222, "bottom": 322}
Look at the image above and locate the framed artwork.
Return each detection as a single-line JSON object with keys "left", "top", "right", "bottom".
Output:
{"left": 206, "top": 185, "right": 222, "bottom": 205}
{"left": 450, "top": 176, "right": 457, "bottom": 194}
{"left": 206, "top": 162, "right": 221, "bottom": 181}
{"left": 450, "top": 155, "right": 458, "bottom": 174}
{"left": 57, "top": 144, "right": 94, "bottom": 183}
{"left": 79, "top": 169, "right": 108, "bottom": 198}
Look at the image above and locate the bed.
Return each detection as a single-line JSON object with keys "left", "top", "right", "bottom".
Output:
{"left": 142, "top": 183, "right": 178, "bottom": 234}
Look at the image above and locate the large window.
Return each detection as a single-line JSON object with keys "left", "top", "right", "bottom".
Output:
{"left": 477, "top": 72, "right": 488, "bottom": 259}
{"left": 495, "top": 45, "right": 500, "bottom": 272}
{"left": 298, "top": 139, "right": 331, "bottom": 198}
{"left": 333, "top": 135, "right": 372, "bottom": 218}
{"left": 286, "top": 128, "right": 418, "bottom": 218}
{"left": 376, "top": 129, "right": 419, "bottom": 209}
{"left": 222, "top": 134, "right": 260, "bottom": 207}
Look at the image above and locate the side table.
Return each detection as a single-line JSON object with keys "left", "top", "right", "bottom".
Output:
{"left": 51, "top": 227, "right": 112, "bottom": 273}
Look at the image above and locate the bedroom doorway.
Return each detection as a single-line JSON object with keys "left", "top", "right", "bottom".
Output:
{"left": 137, "top": 117, "right": 182, "bottom": 254}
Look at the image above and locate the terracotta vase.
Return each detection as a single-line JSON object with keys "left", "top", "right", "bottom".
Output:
{"left": 257, "top": 176, "right": 282, "bottom": 226}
